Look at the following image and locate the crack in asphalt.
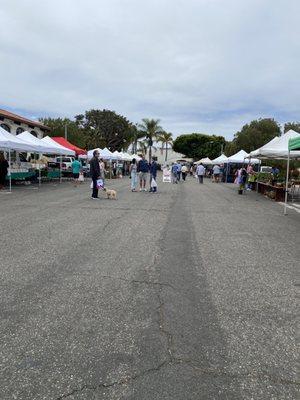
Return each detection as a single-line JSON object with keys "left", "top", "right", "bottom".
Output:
{"left": 55, "top": 360, "right": 169, "bottom": 399}
{"left": 55, "top": 358, "right": 299, "bottom": 399}
{"left": 98, "top": 274, "right": 176, "bottom": 291}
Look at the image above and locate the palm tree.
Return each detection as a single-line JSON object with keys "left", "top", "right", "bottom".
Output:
{"left": 157, "top": 131, "right": 173, "bottom": 161}
{"left": 138, "top": 118, "right": 163, "bottom": 162}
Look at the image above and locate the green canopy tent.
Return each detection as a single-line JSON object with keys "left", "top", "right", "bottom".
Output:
{"left": 284, "top": 136, "right": 300, "bottom": 214}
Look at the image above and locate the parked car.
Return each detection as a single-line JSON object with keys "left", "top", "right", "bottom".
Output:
{"left": 55, "top": 156, "right": 75, "bottom": 171}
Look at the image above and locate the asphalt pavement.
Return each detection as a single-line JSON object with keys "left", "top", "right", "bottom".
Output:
{"left": 0, "top": 175, "right": 298, "bottom": 399}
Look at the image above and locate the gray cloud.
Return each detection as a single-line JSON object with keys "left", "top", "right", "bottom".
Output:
{"left": 0, "top": 0, "right": 299, "bottom": 139}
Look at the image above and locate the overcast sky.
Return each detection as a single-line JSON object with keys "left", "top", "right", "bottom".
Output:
{"left": 0, "top": 0, "right": 299, "bottom": 139}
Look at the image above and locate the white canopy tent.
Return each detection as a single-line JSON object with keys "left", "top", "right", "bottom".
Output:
{"left": 0, "top": 126, "right": 39, "bottom": 152}
{"left": 247, "top": 130, "right": 300, "bottom": 215}
{"left": 112, "top": 150, "right": 123, "bottom": 160}
{"left": 248, "top": 130, "right": 300, "bottom": 159}
{"left": 211, "top": 153, "right": 228, "bottom": 164}
{"left": 122, "top": 152, "right": 134, "bottom": 161}
{"left": 41, "top": 136, "right": 75, "bottom": 155}
{"left": 0, "top": 127, "right": 43, "bottom": 192}
{"left": 18, "top": 131, "right": 61, "bottom": 154}
{"left": 195, "top": 157, "right": 213, "bottom": 165}
{"left": 131, "top": 153, "right": 142, "bottom": 161}
{"left": 227, "top": 149, "right": 260, "bottom": 164}
{"left": 87, "top": 147, "right": 116, "bottom": 160}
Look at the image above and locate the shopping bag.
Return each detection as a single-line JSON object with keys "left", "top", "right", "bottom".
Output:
{"left": 78, "top": 173, "right": 84, "bottom": 182}
{"left": 151, "top": 178, "right": 157, "bottom": 188}
{"left": 97, "top": 179, "right": 104, "bottom": 189}
{"left": 90, "top": 179, "right": 104, "bottom": 189}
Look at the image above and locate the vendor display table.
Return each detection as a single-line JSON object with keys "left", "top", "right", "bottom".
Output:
{"left": 257, "top": 182, "right": 285, "bottom": 202}
{"left": 6, "top": 171, "right": 36, "bottom": 181}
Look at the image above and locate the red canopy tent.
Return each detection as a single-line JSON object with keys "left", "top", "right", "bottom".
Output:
{"left": 51, "top": 137, "right": 86, "bottom": 155}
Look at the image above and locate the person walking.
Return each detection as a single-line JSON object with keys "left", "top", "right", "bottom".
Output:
{"left": 149, "top": 157, "right": 158, "bottom": 192}
{"left": 212, "top": 164, "right": 221, "bottom": 183}
{"left": 71, "top": 156, "right": 82, "bottom": 187}
{"left": 137, "top": 154, "right": 149, "bottom": 191}
{"left": 0, "top": 153, "right": 9, "bottom": 190}
{"left": 181, "top": 164, "right": 188, "bottom": 181}
{"left": 196, "top": 163, "right": 206, "bottom": 184}
{"left": 90, "top": 150, "right": 101, "bottom": 199}
{"left": 171, "top": 163, "right": 178, "bottom": 184}
{"left": 129, "top": 158, "right": 138, "bottom": 191}
{"left": 176, "top": 162, "right": 182, "bottom": 181}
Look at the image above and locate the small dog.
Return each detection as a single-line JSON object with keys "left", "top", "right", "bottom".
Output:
{"left": 104, "top": 187, "right": 117, "bottom": 200}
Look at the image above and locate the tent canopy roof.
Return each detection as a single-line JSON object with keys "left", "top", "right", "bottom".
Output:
{"left": 17, "top": 131, "right": 61, "bottom": 154}
{"left": 228, "top": 149, "right": 260, "bottom": 164}
{"left": 52, "top": 137, "right": 86, "bottom": 155}
{"left": 249, "top": 130, "right": 300, "bottom": 159}
{"left": 41, "top": 136, "right": 75, "bottom": 155}
{"left": 0, "top": 126, "right": 40, "bottom": 152}
{"left": 211, "top": 153, "right": 228, "bottom": 164}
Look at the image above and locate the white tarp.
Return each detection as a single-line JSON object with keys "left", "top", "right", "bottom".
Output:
{"left": 227, "top": 149, "right": 260, "bottom": 164}
{"left": 212, "top": 154, "right": 228, "bottom": 164}
{"left": 41, "top": 136, "right": 75, "bottom": 155}
{"left": 18, "top": 131, "right": 61, "bottom": 154}
{"left": 249, "top": 130, "right": 300, "bottom": 159}
{"left": 0, "top": 126, "right": 40, "bottom": 152}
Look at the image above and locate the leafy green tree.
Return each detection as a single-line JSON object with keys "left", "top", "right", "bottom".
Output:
{"left": 39, "top": 117, "right": 89, "bottom": 148}
{"left": 173, "top": 133, "right": 225, "bottom": 160}
{"left": 229, "top": 118, "right": 281, "bottom": 154}
{"left": 138, "top": 118, "right": 163, "bottom": 161}
{"left": 156, "top": 132, "right": 173, "bottom": 161}
{"left": 284, "top": 122, "right": 300, "bottom": 133}
{"left": 75, "top": 109, "right": 135, "bottom": 151}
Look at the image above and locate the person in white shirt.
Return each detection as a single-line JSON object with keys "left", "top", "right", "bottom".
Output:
{"left": 196, "top": 163, "right": 206, "bottom": 184}
{"left": 212, "top": 164, "right": 221, "bottom": 183}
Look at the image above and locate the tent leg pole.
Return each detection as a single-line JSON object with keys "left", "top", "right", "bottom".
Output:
{"left": 284, "top": 151, "right": 290, "bottom": 215}
{"left": 60, "top": 155, "right": 62, "bottom": 184}
{"left": 39, "top": 153, "right": 41, "bottom": 187}
{"left": 9, "top": 149, "right": 12, "bottom": 192}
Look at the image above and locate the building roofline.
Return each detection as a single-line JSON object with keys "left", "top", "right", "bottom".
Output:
{"left": 0, "top": 109, "right": 51, "bottom": 131}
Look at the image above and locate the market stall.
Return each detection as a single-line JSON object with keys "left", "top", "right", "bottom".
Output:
{"left": 51, "top": 137, "right": 86, "bottom": 156}
{"left": 225, "top": 150, "right": 260, "bottom": 182}
{"left": 248, "top": 130, "right": 300, "bottom": 213}
{"left": 0, "top": 127, "right": 40, "bottom": 191}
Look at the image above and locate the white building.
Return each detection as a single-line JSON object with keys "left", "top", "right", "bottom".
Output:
{"left": 0, "top": 109, "right": 50, "bottom": 138}
{"left": 149, "top": 146, "right": 192, "bottom": 165}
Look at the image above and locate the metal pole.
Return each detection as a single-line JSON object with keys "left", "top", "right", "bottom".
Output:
{"left": 60, "top": 155, "right": 62, "bottom": 183}
{"left": 38, "top": 153, "right": 41, "bottom": 187}
{"left": 8, "top": 148, "right": 11, "bottom": 192}
{"left": 284, "top": 151, "right": 290, "bottom": 215}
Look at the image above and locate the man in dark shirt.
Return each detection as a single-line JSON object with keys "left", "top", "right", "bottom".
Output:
{"left": 137, "top": 154, "right": 149, "bottom": 192}
{"left": 90, "top": 150, "right": 100, "bottom": 199}
{"left": 149, "top": 157, "right": 158, "bottom": 192}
